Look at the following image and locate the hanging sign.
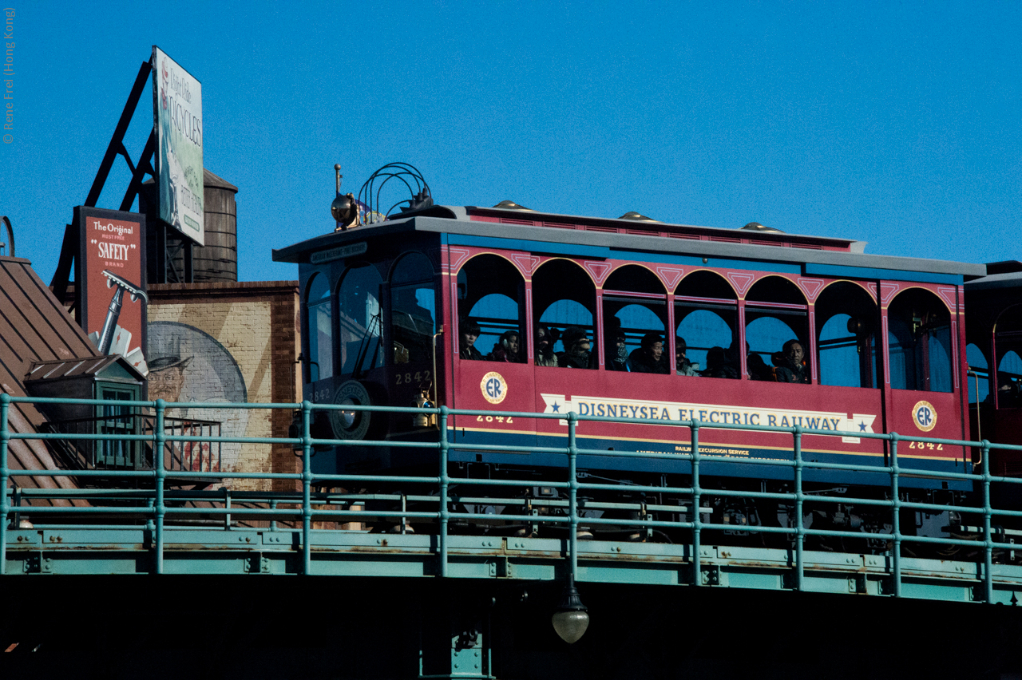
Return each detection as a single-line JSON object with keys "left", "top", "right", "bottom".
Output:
{"left": 74, "top": 206, "right": 149, "bottom": 374}
{"left": 151, "top": 46, "right": 204, "bottom": 246}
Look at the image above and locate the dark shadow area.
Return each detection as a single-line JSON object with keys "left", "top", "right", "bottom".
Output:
{"left": 2, "top": 575, "right": 1022, "bottom": 679}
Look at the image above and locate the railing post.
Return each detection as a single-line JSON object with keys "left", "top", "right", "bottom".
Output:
{"left": 302, "top": 400, "right": 313, "bottom": 576}
{"left": 793, "top": 425, "right": 804, "bottom": 592}
{"left": 154, "top": 399, "right": 166, "bottom": 575}
{"left": 691, "top": 421, "right": 701, "bottom": 586}
{"left": 568, "top": 412, "right": 579, "bottom": 581}
{"left": 224, "top": 487, "right": 231, "bottom": 530}
{"left": 1, "top": 393, "right": 10, "bottom": 577}
{"left": 890, "top": 433, "right": 902, "bottom": 598}
{"left": 982, "top": 439, "right": 993, "bottom": 603}
{"left": 439, "top": 406, "right": 450, "bottom": 577}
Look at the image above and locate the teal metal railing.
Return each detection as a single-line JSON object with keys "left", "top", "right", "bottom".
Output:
{"left": 4, "top": 392, "right": 1022, "bottom": 603}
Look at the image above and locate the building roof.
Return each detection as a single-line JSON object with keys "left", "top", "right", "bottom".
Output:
{"left": 25, "top": 355, "right": 145, "bottom": 383}
{"left": 203, "top": 168, "right": 239, "bottom": 192}
{"left": 0, "top": 255, "right": 93, "bottom": 504}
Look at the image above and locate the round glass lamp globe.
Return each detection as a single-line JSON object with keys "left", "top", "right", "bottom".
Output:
{"left": 551, "top": 610, "right": 590, "bottom": 644}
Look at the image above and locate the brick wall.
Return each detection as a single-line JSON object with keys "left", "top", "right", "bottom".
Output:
{"left": 148, "top": 281, "right": 300, "bottom": 491}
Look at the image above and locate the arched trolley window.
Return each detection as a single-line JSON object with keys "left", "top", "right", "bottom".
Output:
{"left": 993, "top": 304, "right": 1022, "bottom": 409}
{"left": 745, "top": 277, "right": 810, "bottom": 384}
{"left": 887, "top": 288, "right": 953, "bottom": 393}
{"left": 305, "top": 272, "right": 333, "bottom": 383}
{"left": 966, "top": 343, "right": 989, "bottom": 405}
{"left": 816, "top": 282, "right": 878, "bottom": 389}
{"left": 674, "top": 271, "right": 738, "bottom": 379}
{"left": 603, "top": 265, "right": 668, "bottom": 374}
{"left": 533, "top": 259, "right": 597, "bottom": 369}
{"left": 456, "top": 255, "right": 526, "bottom": 362}
{"left": 390, "top": 253, "right": 436, "bottom": 367}
{"left": 336, "top": 263, "right": 383, "bottom": 376}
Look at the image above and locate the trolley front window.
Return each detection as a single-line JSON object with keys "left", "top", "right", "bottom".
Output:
{"left": 337, "top": 264, "right": 383, "bottom": 375}
{"left": 305, "top": 272, "right": 333, "bottom": 383}
{"left": 390, "top": 253, "right": 436, "bottom": 366}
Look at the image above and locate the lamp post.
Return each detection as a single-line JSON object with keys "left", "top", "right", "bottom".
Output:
{"left": 551, "top": 574, "right": 589, "bottom": 644}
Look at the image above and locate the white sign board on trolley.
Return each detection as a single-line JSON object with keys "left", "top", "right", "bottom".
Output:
{"left": 151, "top": 46, "right": 204, "bottom": 246}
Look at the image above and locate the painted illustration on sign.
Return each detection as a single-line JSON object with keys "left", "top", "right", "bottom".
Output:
{"left": 152, "top": 46, "right": 204, "bottom": 245}
{"left": 148, "top": 321, "right": 249, "bottom": 473}
{"left": 76, "top": 207, "right": 148, "bottom": 374}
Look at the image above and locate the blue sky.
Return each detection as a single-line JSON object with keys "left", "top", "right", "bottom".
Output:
{"left": 1, "top": 2, "right": 1020, "bottom": 283}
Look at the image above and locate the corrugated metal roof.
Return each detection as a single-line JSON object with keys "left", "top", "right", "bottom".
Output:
{"left": 0, "top": 255, "right": 93, "bottom": 505}
{"left": 24, "top": 355, "right": 144, "bottom": 382}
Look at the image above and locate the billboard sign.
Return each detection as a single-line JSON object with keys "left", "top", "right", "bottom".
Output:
{"left": 151, "top": 46, "right": 204, "bottom": 246}
{"left": 74, "top": 206, "right": 149, "bottom": 375}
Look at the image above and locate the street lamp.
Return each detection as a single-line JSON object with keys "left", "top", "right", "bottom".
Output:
{"left": 551, "top": 575, "right": 589, "bottom": 644}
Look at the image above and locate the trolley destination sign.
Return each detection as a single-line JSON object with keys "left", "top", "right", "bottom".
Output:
{"left": 541, "top": 393, "right": 877, "bottom": 443}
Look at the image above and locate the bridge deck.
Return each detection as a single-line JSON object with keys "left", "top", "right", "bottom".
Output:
{"left": 6, "top": 527, "right": 1022, "bottom": 605}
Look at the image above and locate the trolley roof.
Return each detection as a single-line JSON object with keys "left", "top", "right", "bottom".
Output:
{"left": 273, "top": 204, "right": 986, "bottom": 280}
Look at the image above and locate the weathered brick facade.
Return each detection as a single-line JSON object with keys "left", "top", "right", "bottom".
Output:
{"left": 148, "top": 281, "right": 300, "bottom": 491}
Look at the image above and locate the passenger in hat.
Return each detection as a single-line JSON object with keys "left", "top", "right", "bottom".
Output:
{"left": 557, "top": 326, "right": 594, "bottom": 369}
{"left": 628, "top": 332, "right": 669, "bottom": 374}
{"left": 459, "top": 318, "right": 484, "bottom": 361}
{"left": 606, "top": 328, "right": 629, "bottom": 372}
{"left": 535, "top": 325, "right": 559, "bottom": 367}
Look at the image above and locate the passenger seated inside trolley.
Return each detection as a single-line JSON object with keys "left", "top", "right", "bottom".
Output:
{"left": 441, "top": 251, "right": 960, "bottom": 395}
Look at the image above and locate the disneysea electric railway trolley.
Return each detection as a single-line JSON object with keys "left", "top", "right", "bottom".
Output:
{"left": 273, "top": 203, "right": 1016, "bottom": 543}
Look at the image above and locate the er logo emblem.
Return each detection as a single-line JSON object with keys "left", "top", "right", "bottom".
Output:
{"left": 480, "top": 372, "right": 508, "bottom": 405}
{"left": 912, "top": 401, "right": 937, "bottom": 433}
